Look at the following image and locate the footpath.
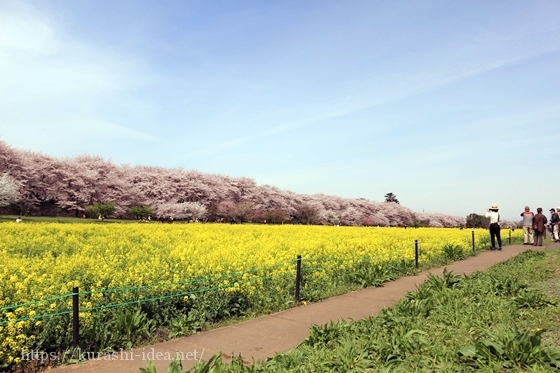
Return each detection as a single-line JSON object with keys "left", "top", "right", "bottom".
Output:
{"left": 50, "top": 243, "right": 550, "bottom": 373}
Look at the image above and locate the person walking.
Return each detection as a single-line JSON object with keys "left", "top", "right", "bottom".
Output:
{"left": 532, "top": 207, "right": 548, "bottom": 246}
{"left": 520, "top": 206, "right": 534, "bottom": 245}
{"left": 550, "top": 208, "right": 560, "bottom": 242}
{"left": 485, "top": 203, "right": 502, "bottom": 251}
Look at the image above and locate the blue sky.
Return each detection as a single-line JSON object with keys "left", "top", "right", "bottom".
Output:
{"left": 1, "top": 0, "right": 559, "bottom": 221}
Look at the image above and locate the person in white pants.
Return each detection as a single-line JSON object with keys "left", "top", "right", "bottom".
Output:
{"left": 520, "top": 206, "right": 534, "bottom": 245}
{"left": 551, "top": 208, "right": 560, "bottom": 242}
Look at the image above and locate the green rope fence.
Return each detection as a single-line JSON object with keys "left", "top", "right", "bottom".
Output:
{"left": 0, "top": 260, "right": 296, "bottom": 330}
{"left": 0, "top": 293, "right": 75, "bottom": 312}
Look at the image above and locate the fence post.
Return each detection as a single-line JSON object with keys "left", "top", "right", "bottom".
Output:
{"left": 508, "top": 229, "right": 511, "bottom": 245}
{"left": 295, "top": 255, "right": 302, "bottom": 303}
{"left": 472, "top": 230, "right": 475, "bottom": 254}
{"left": 414, "top": 240, "right": 419, "bottom": 270}
{"left": 72, "top": 287, "right": 79, "bottom": 348}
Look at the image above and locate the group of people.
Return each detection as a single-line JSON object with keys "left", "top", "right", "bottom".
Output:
{"left": 485, "top": 204, "right": 560, "bottom": 251}
{"left": 520, "top": 205, "right": 560, "bottom": 246}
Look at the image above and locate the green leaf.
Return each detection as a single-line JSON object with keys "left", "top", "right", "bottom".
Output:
{"left": 458, "top": 345, "right": 477, "bottom": 357}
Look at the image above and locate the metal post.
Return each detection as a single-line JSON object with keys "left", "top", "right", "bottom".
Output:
{"left": 414, "top": 240, "right": 419, "bottom": 270}
{"left": 72, "top": 287, "right": 79, "bottom": 348}
{"left": 472, "top": 230, "right": 475, "bottom": 254}
{"left": 295, "top": 255, "right": 302, "bottom": 302}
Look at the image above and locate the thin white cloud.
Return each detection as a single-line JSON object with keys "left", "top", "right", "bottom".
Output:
{"left": 0, "top": 1, "right": 156, "bottom": 152}
{"left": 53, "top": 117, "right": 155, "bottom": 141}
{"left": 178, "top": 41, "right": 560, "bottom": 161}
{"left": 0, "top": 2, "right": 60, "bottom": 55}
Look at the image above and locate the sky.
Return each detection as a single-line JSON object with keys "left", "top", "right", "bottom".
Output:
{"left": 1, "top": 0, "right": 559, "bottom": 221}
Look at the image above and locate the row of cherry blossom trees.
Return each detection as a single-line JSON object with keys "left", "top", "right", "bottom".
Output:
{"left": 0, "top": 141, "right": 481, "bottom": 227}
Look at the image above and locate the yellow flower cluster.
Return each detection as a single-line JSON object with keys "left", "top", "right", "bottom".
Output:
{"left": 0, "top": 222, "right": 522, "bottom": 367}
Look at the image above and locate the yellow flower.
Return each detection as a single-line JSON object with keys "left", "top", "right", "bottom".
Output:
{"left": 0, "top": 222, "right": 525, "bottom": 367}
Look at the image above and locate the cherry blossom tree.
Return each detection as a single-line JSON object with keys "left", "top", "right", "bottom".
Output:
{"left": 371, "top": 212, "right": 391, "bottom": 226}
{"left": 0, "top": 141, "right": 24, "bottom": 176}
{"left": 265, "top": 207, "right": 288, "bottom": 224}
{"left": 499, "top": 220, "right": 517, "bottom": 229}
{"left": 154, "top": 202, "right": 187, "bottom": 220}
{"left": 0, "top": 173, "right": 18, "bottom": 207}
{"left": 215, "top": 200, "right": 254, "bottom": 223}
{"left": 340, "top": 206, "right": 363, "bottom": 226}
{"left": 416, "top": 213, "right": 466, "bottom": 228}
{"left": 292, "top": 200, "right": 322, "bottom": 225}
{"left": 183, "top": 201, "right": 208, "bottom": 222}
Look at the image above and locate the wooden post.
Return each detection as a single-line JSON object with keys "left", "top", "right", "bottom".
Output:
{"left": 295, "top": 255, "right": 302, "bottom": 302}
{"left": 72, "top": 287, "right": 79, "bottom": 348}
{"left": 415, "top": 240, "right": 419, "bottom": 269}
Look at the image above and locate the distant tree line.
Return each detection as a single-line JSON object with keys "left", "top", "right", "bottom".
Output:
{"left": 465, "top": 213, "right": 491, "bottom": 229}
{"left": 0, "top": 141, "right": 515, "bottom": 227}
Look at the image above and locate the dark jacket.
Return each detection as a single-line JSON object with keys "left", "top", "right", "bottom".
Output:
{"left": 533, "top": 213, "right": 548, "bottom": 233}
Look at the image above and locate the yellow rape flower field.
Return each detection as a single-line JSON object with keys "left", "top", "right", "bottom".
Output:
{"left": 0, "top": 222, "right": 522, "bottom": 369}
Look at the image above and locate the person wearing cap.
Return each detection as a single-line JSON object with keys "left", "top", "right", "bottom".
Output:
{"left": 485, "top": 203, "right": 502, "bottom": 251}
{"left": 532, "top": 208, "right": 548, "bottom": 246}
{"left": 520, "top": 206, "right": 534, "bottom": 245}
{"left": 549, "top": 208, "right": 559, "bottom": 242}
